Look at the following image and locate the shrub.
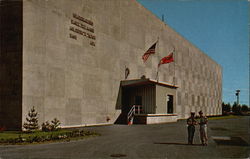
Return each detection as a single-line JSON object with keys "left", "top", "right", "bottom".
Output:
{"left": 41, "top": 118, "right": 61, "bottom": 132}
{"left": 51, "top": 118, "right": 61, "bottom": 131}
{"left": 0, "top": 129, "right": 99, "bottom": 144}
{"left": 23, "top": 106, "right": 39, "bottom": 132}
{"left": 41, "top": 121, "right": 52, "bottom": 132}
{"left": 0, "top": 126, "right": 6, "bottom": 132}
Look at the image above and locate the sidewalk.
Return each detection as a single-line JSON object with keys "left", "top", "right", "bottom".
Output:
{"left": 0, "top": 116, "right": 249, "bottom": 159}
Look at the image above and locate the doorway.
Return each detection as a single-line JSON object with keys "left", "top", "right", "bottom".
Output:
{"left": 167, "top": 95, "right": 173, "bottom": 114}
{"left": 135, "top": 96, "right": 142, "bottom": 105}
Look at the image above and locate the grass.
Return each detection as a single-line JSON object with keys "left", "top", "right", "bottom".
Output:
{"left": 208, "top": 115, "right": 241, "bottom": 120}
{"left": 179, "top": 115, "right": 242, "bottom": 122}
{"left": 0, "top": 129, "right": 100, "bottom": 145}
{"left": 0, "top": 130, "right": 71, "bottom": 139}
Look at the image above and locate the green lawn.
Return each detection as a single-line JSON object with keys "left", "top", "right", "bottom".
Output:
{"left": 0, "top": 130, "right": 71, "bottom": 139}
{"left": 0, "top": 129, "right": 100, "bottom": 145}
{"left": 208, "top": 115, "right": 241, "bottom": 120}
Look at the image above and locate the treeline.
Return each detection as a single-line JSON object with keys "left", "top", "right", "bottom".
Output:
{"left": 222, "top": 102, "right": 249, "bottom": 115}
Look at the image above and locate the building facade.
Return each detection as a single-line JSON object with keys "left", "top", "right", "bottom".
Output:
{"left": 0, "top": 0, "right": 222, "bottom": 130}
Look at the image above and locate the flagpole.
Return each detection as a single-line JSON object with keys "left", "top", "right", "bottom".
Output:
{"left": 155, "top": 67, "right": 159, "bottom": 82}
{"left": 173, "top": 54, "right": 175, "bottom": 86}
{"left": 173, "top": 47, "right": 176, "bottom": 86}
{"left": 125, "top": 65, "right": 126, "bottom": 79}
{"left": 156, "top": 36, "right": 159, "bottom": 82}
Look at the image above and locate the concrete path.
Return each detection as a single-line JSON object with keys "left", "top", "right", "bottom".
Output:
{"left": 0, "top": 116, "right": 249, "bottom": 159}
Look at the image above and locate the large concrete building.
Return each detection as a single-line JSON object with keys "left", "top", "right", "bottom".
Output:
{"left": 0, "top": 0, "right": 222, "bottom": 130}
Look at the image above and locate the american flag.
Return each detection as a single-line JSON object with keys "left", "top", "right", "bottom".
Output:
{"left": 142, "top": 42, "right": 157, "bottom": 62}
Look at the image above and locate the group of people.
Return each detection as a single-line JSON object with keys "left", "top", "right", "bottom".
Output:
{"left": 187, "top": 111, "right": 208, "bottom": 146}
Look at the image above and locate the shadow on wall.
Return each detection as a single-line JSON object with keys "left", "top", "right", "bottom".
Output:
{"left": 115, "top": 83, "right": 122, "bottom": 110}
{"left": 0, "top": 0, "right": 23, "bottom": 130}
{"left": 114, "top": 83, "right": 127, "bottom": 124}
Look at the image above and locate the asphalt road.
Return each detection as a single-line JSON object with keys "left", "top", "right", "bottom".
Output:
{"left": 0, "top": 116, "right": 249, "bottom": 159}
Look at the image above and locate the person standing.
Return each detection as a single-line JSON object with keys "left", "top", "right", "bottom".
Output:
{"left": 198, "top": 110, "right": 208, "bottom": 146}
{"left": 187, "top": 112, "right": 197, "bottom": 145}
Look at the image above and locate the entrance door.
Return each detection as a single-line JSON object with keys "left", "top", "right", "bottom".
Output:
{"left": 135, "top": 96, "right": 142, "bottom": 105}
{"left": 135, "top": 96, "right": 142, "bottom": 114}
{"left": 167, "top": 95, "right": 173, "bottom": 114}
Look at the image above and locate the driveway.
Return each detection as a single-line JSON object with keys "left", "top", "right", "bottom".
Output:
{"left": 0, "top": 116, "right": 249, "bottom": 159}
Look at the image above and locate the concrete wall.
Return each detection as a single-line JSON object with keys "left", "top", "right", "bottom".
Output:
{"left": 134, "top": 114, "right": 178, "bottom": 124}
{"left": 0, "top": 1, "right": 23, "bottom": 130}
{"left": 146, "top": 115, "right": 178, "bottom": 124}
{"left": 156, "top": 85, "right": 177, "bottom": 114}
{"left": 21, "top": 0, "right": 222, "bottom": 127}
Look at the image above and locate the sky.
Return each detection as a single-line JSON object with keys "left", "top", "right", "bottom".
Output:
{"left": 137, "top": 0, "right": 249, "bottom": 106}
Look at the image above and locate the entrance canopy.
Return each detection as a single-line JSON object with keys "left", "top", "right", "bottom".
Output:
{"left": 120, "top": 78, "right": 178, "bottom": 124}
{"left": 121, "top": 78, "right": 178, "bottom": 88}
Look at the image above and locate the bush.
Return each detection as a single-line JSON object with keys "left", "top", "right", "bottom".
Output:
{"left": 41, "top": 118, "right": 61, "bottom": 132}
{"left": 0, "top": 126, "right": 6, "bottom": 132}
{"left": 0, "top": 129, "right": 99, "bottom": 145}
{"left": 41, "top": 121, "right": 52, "bottom": 132}
{"left": 23, "top": 106, "right": 39, "bottom": 132}
{"left": 51, "top": 118, "right": 61, "bottom": 131}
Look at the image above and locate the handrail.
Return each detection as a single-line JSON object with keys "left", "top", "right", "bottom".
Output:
{"left": 127, "top": 106, "right": 135, "bottom": 122}
{"left": 127, "top": 105, "right": 143, "bottom": 124}
{"left": 134, "top": 105, "right": 142, "bottom": 114}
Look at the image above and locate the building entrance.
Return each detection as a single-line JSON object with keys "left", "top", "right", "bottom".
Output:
{"left": 167, "top": 95, "right": 173, "bottom": 114}
{"left": 135, "top": 96, "right": 142, "bottom": 105}
{"left": 115, "top": 78, "right": 178, "bottom": 124}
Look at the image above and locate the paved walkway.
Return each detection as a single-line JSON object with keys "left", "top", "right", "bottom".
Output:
{"left": 0, "top": 116, "right": 249, "bottom": 159}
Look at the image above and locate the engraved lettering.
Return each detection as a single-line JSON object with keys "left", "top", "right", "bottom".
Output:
{"left": 69, "top": 13, "right": 96, "bottom": 46}
{"left": 73, "top": 13, "right": 93, "bottom": 26}
{"left": 71, "top": 19, "right": 94, "bottom": 33}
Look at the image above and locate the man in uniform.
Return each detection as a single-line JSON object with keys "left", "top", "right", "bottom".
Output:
{"left": 198, "top": 110, "right": 208, "bottom": 146}
{"left": 187, "top": 112, "right": 197, "bottom": 145}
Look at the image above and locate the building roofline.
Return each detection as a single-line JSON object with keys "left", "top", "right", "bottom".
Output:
{"left": 135, "top": 0, "right": 222, "bottom": 69}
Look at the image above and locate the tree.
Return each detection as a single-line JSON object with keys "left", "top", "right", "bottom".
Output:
{"left": 51, "top": 118, "right": 61, "bottom": 131}
{"left": 241, "top": 105, "right": 249, "bottom": 112}
{"left": 23, "top": 106, "right": 39, "bottom": 132}
{"left": 41, "top": 118, "right": 61, "bottom": 132}
{"left": 232, "top": 102, "right": 241, "bottom": 115}
{"left": 222, "top": 102, "right": 231, "bottom": 114}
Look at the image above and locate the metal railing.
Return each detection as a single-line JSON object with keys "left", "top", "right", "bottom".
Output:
{"left": 127, "top": 105, "right": 143, "bottom": 124}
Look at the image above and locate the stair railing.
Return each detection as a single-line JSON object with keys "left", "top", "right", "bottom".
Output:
{"left": 127, "top": 105, "right": 142, "bottom": 124}
{"left": 127, "top": 105, "right": 135, "bottom": 124}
